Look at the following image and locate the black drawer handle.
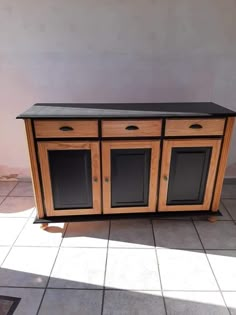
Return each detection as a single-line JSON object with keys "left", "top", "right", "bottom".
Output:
{"left": 189, "top": 124, "right": 203, "bottom": 129}
{"left": 59, "top": 126, "right": 74, "bottom": 131}
{"left": 125, "top": 125, "right": 139, "bottom": 130}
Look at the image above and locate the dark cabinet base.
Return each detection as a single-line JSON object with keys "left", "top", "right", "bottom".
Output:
{"left": 34, "top": 210, "right": 221, "bottom": 224}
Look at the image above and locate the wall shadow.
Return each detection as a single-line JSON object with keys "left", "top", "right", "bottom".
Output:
{"left": 0, "top": 268, "right": 232, "bottom": 315}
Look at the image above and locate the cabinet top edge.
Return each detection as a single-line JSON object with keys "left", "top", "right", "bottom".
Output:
{"left": 17, "top": 102, "right": 236, "bottom": 119}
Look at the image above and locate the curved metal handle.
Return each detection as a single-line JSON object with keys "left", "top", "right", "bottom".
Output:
{"left": 163, "top": 175, "right": 168, "bottom": 181}
{"left": 59, "top": 126, "right": 74, "bottom": 131}
{"left": 104, "top": 177, "right": 109, "bottom": 183}
{"left": 93, "top": 177, "right": 98, "bottom": 183}
{"left": 189, "top": 124, "right": 203, "bottom": 129}
{"left": 125, "top": 125, "right": 139, "bottom": 131}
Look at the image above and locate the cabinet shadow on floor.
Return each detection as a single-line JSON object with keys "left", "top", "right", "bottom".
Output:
{"left": 37, "top": 218, "right": 236, "bottom": 254}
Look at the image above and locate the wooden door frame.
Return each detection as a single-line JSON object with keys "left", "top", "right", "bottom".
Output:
{"left": 37, "top": 141, "right": 101, "bottom": 216}
{"left": 102, "top": 140, "right": 160, "bottom": 214}
{"left": 158, "top": 139, "right": 221, "bottom": 211}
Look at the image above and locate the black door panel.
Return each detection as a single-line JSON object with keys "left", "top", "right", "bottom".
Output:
{"left": 167, "top": 147, "right": 212, "bottom": 205}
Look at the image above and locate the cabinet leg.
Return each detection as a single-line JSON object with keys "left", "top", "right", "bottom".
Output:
{"left": 40, "top": 223, "right": 49, "bottom": 230}
{"left": 208, "top": 216, "right": 218, "bottom": 223}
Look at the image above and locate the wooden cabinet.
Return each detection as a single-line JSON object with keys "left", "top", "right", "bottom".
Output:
{"left": 18, "top": 103, "right": 235, "bottom": 222}
{"left": 37, "top": 141, "right": 101, "bottom": 216}
{"left": 159, "top": 139, "right": 221, "bottom": 211}
{"left": 102, "top": 141, "right": 160, "bottom": 214}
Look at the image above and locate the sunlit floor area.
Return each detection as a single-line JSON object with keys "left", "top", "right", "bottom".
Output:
{"left": 0, "top": 181, "right": 236, "bottom": 315}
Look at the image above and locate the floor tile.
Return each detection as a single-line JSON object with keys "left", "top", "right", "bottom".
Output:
{"left": 0, "top": 247, "right": 10, "bottom": 265}
{"left": 222, "top": 292, "right": 236, "bottom": 315}
{"left": 103, "top": 290, "right": 165, "bottom": 315}
{"left": 109, "top": 219, "right": 154, "bottom": 248}
{"left": 38, "top": 289, "right": 103, "bottom": 315}
{"left": 61, "top": 221, "right": 109, "bottom": 248}
{"left": 194, "top": 221, "right": 236, "bottom": 249}
{"left": 192, "top": 202, "right": 232, "bottom": 221}
{"left": 49, "top": 247, "right": 107, "bottom": 289}
{"left": 0, "top": 247, "right": 58, "bottom": 287}
{"left": 207, "top": 250, "right": 236, "bottom": 290}
{"left": 0, "top": 287, "right": 44, "bottom": 315}
{"left": 164, "top": 291, "right": 229, "bottom": 315}
{"left": 0, "top": 181, "right": 17, "bottom": 196}
{"left": 221, "top": 184, "right": 236, "bottom": 199}
{"left": 0, "top": 197, "right": 35, "bottom": 217}
{"left": 157, "top": 249, "right": 218, "bottom": 291}
{"left": 0, "top": 218, "right": 26, "bottom": 245}
{"left": 105, "top": 248, "right": 161, "bottom": 290}
{"left": 222, "top": 199, "right": 236, "bottom": 220}
{"left": 15, "top": 219, "right": 65, "bottom": 247}
{"left": 153, "top": 220, "right": 202, "bottom": 249}
{"left": 9, "top": 182, "right": 34, "bottom": 197}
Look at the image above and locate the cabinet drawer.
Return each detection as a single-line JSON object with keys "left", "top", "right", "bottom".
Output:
{"left": 165, "top": 119, "right": 225, "bottom": 136}
{"left": 102, "top": 120, "right": 162, "bottom": 137}
{"left": 34, "top": 120, "right": 98, "bottom": 138}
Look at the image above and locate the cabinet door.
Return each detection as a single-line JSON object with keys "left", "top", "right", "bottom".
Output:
{"left": 38, "top": 141, "right": 101, "bottom": 216}
{"left": 102, "top": 141, "right": 160, "bottom": 214}
{"left": 159, "top": 139, "right": 221, "bottom": 211}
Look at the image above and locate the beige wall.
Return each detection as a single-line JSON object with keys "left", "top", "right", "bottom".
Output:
{"left": 1, "top": 0, "right": 236, "bottom": 179}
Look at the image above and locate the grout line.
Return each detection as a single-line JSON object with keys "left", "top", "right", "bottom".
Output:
{"left": 0, "top": 180, "right": 31, "bottom": 183}
{"left": 100, "top": 220, "right": 111, "bottom": 315}
{"left": 0, "top": 196, "right": 7, "bottom": 205}
{"left": 11, "top": 245, "right": 67, "bottom": 248}
{"left": 192, "top": 219, "right": 231, "bottom": 315}
{"left": 0, "top": 182, "right": 19, "bottom": 206}
{"left": 8, "top": 245, "right": 236, "bottom": 250}
{"left": 0, "top": 212, "right": 35, "bottom": 220}
{"left": 46, "top": 287, "right": 104, "bottom": 291}
{"left": 0, "top": 182, "right": 33, "bottom": 267}
{"left": 60, "top": 246, "right": 156, "bottom": 249}
{"left": 5, "top": 182, "right": 18, "bottom": 195}
{"left": 0, "top": 286, "right": 45, "bottom": 290}
{"left": 6, "top": 195, "right": 34, "bottom": 198}
{"left": 0, "top": 215, "right": 32, "bottom": 268}
{"left": 220, "top": 200, "right": 235, "bottom": 221}
{"left": 193, "top": 221, "right": 233, "bottom": 222}
{"left": 1, "top": 237, "right": 236, "bottom": 251}
{"left": 1, "top": 285, "right": 235, "bottom": 292}
{"left": 35, "top": 222, "right": 69, "bottom": 315}
{"left": 151, "top": 219, "right": 168, "bottom": 315}
{"left": 5, "top": 182, "right": 19, "bottom": 196}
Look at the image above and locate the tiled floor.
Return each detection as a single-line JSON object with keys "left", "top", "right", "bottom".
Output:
{"left": 0, "top": 180, "right": 236, "bottom": 315}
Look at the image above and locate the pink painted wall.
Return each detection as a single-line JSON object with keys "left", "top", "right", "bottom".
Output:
{"left": 0, "top": 0, "right": 236, "bottom": 179}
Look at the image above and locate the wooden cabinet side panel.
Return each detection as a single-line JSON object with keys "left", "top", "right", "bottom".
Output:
{"left": 212, "top": 117, "right": 235, "bottom": 211}
{"left": 24, "top": 119, "right": 45, "bottom": 218}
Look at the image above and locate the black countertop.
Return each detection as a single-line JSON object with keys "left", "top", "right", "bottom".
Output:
{"left": 17, "top": 102, "right": 236, "bottom": 119}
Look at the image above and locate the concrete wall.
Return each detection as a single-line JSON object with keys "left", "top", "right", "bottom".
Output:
{"left": 1, "top": 0, "right": 236, "bottom": 179}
